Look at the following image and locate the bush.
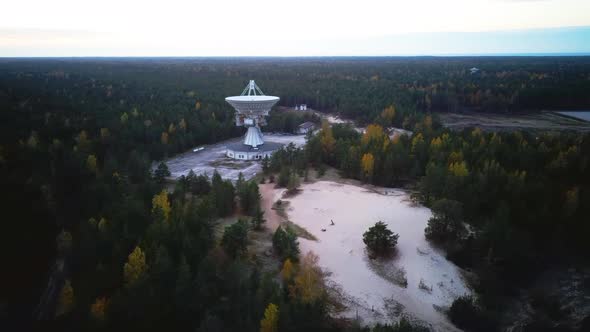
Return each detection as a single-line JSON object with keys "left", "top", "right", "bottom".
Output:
{"left": 272, "top": 226, "right": 300, "bottom": 261}
{"left": 372, "top": 317, "right": 430, "bottom": 332}
{"left": 363, "top": 221, "right": 399, "bottom": 255}
{"left": 278, "top": 167, "right": 290, "bottom": 187}
{"left": 449, "top": 295, "right": 496, "bottom": 332}
{"left": 287, "top": 172, "right": 300, "bottom": 194}
{"left": 317, "top": 164, "right": 327, "bottom": 177}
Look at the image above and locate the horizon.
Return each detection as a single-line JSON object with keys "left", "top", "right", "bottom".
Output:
{"left": 2, "top": 0, "right": 590, "bottom": 56}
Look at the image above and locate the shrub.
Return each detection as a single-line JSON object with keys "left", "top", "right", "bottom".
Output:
{"left": 278, "top": 167, "right": 290, "bottom": 187}
{"left": 363, "top": 221, "right": 399, "bottom": 255}
{"left": 372, "top": 317, "right": 430, "bottom": 332}
{"left": 448, "top": 295, "right": 496, "bottom": 332}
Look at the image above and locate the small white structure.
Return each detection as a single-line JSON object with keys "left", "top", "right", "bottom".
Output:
{"left": 470, "top": 67, "right": 480, "bottom": 74}
{"left": 295, "top": 104, "right": 308, "bottom": 111}
{"left": 297, "top": 122, "right": 315, "bottom": 134}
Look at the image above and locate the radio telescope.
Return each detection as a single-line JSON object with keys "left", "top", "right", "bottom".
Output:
{"left": 225, "top": 80, "right": 282, "bottom": 160}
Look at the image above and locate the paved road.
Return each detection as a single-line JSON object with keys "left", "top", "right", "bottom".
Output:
{"left": 161, "top": 133, "right": 307, "bottom": 181}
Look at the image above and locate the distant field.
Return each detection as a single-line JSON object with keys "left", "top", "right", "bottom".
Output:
{"left": 439, "top": 111, "right": 590, "bottom": 132}
{"left": 555, "top": 111, "right": 590, "bottom": 122}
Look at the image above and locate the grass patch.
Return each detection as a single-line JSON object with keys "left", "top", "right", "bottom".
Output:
{"left": 208, "top": 159, "right": 253, "bottom": 169}
{"left": 272, "top": 199, "right": 317, "bottom": 241}
{"left": 283, "top": 220, "right": 317, "bottom": 241}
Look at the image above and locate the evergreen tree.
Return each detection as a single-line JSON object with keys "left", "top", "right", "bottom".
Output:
{"left": 154, "top": 162, "right": 171, "bottom": 184}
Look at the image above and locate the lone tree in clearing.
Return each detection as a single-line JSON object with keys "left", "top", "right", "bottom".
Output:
{"left": 363, "top": 221, "right": 399, "bottom": 255}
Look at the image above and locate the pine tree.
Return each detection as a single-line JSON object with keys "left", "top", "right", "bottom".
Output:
{"left": 251, "top": 207, "right": 266, "bottom": 230}
{"left": 154, "top": 162, "right": 171, "bottom": 184}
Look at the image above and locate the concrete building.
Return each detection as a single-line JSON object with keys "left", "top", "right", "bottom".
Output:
{"left": 297, "top": 121, "right": 316, "bottom": 134}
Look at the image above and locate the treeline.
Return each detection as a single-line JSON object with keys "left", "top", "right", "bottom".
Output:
{"left": 265, "top": 110, "right": 321, "bottom": 134}
{"left": 2, "top": 57, "right": 590, "bottom": 159}
{"left": 268, "top": 115, "right": 590, "bottom": 331}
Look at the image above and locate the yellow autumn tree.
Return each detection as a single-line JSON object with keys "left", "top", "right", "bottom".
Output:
{"left": 471, "top": 127, "right": 482, "bottom": 137}
{"left": 423, "top": 115, "right": 433, "bottom": 131}
{"left": 320, "top": 120, "right": 335, "bottom": 157}
{"left": 124, "top": 246, "right": 147, "bottom": 286}
{"left": 260, "top": 303, "right": 279, "bottom": 332}
{"left": 179, "top": 118, "right": 187, "bottom": 131}
{"left": 449, "top": 161, "right": 469, "bottom": 177}
{"left": 195, "top": 101, "right": 202, "bottom": 110}
{"left": 87, "top": 154, "right": 98, "bottom": 173}
{"left": 361, "top": 124, "right": 386, "bottom": 147}
{"left": 100, "top": 128, "right": 110, "bottom": 140}
{"left": 361, "top": 153, "right": 375, "bottom": 180}
{"left": 430, "top": 137, "right": 442, "bottom": 150}
{"left": 55, "top": 279, "right": 74, "bottom": 317}
{"left": 380, "top": 105, "right": 396, "bottom": 124}
{"left": 152, "top": 190, "right": 171, "bottom": 221}
{"left": 168, "top": 123, "right": 176, "bottom": 134}
{"left": 90, "top": 296, "right": 108, "bottom": 320}
{"left": 161, "top": 132, "right": 169, "bottom": 145}
{"left": 77, "top": 130, "right": 90, "bottom": 151}
{"left": 281, "top": 258, "right": 295, "bottom": 281}
{"left": 289, "top": 252, "right": 325, "bottom": 304}
{"left": 411, "top": 133, "right": 425, "bottom": 154}
{"left": 98, "top": 217, "right": 108, "bottom": 233}
{"left": 447, "top": 151, "right": 463, "bottom": 164}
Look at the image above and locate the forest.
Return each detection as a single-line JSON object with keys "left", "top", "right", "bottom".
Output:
{"left": 270, "top": 116, "right": 590, "bottom": 331}
{"left": 1, "top": 57, "right": 589, "bottom": 331}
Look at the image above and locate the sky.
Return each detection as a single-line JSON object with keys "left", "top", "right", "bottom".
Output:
{"left": 1, "top": 0, "right": 590, "bottom": 56}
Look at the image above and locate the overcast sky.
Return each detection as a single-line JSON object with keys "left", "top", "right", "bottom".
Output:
{"left": 1, "top": 0, "right": 589, "bottom": 56}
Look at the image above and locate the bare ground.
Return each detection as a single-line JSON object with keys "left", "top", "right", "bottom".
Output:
{"left": 439, "top": 111, "right": 590, "bottom": 132}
